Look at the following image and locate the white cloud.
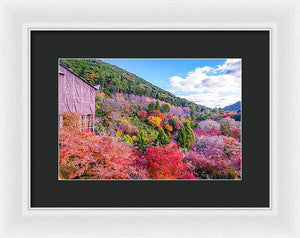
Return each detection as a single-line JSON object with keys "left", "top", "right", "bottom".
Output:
{"left": 168, "top": 59, "right": 241, "bottom": 108}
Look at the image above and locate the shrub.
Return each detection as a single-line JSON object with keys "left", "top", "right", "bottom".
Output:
{"left": 219, "top": 118, "right": 241, "bottom": 139}
{"left": 174, "top": 121, "right": 181, "bottom": 130}
{"left": 115, "top": 130, "right": 123, "bottom": 138}
{"left": 136, "top": 130, "right": 149, "bottom": 150}
{"left": 95, "top": 97, "right": 132, "bottom": 117}
{"left": 197, "top": 119, "right": 221, "bottom": 133}
{"left": 155, "top": 129, "right": 171, "bottom": 146}
{"left": 177, "top": 122, "right": 195, "bottom": 151}
{"left": 222, "top": 112, "right": 235, "bottom": 118}
{"left": 219, "top": 117, "right": 235, "bottom": 125}
{"left": 59, "top": 128, "right": 143, "bottom": 179}
{"left": 97, "top": 92, "right": 106, "bottom": 99}
{"left": 110, "top": 111, "right": 120, "bottom": 119}
{"left": 115, "top": 93, "right": 125, "bottom": 101}
{"left": 145, "top": 143, "right": 195, "bottom": 179}
{"left": 190, "top": 105, "right": 196, "bottom": 119}
{"left": 168, "top": 116, "right": 178, "bottom": 127}
{"left": 185, "top": 121, "right": 195, "bottom": 145}
{"left": 62, "top": 112, "right": 82, "bottom": 130}
{"left": 147, "top": 116, "right": 162, "bottom": 129}
{"left": 230, "top": 111, "right": 241, "bottom": 121}
{"left": 221, "top": 135, "right": 241, "bottom": 159}
{"left": 177, "top": 124, "right": 187, "bottom": 149}
{"left": 123, "top": 134, "right": 133, "bottom": 145}
{"left": 155, "top": 100, "right": 160, "bottom": 110}
{"left": 164, "top": 123, "right": 173, "bottom": 133}
{"left": 149, "top": 110, "right": 165, "bottom": 120}
{"left": 220, "top": 122, "right": 233, "bottom": 137}
{"left": 214, "top": 113, "right": 223, "bottom": 121}
{"left": 232, "top": 128, "right": 241, "bottom": 141}
{"left": 169, "top": 106, "right": 190, "bottom": 118}
{"left": 94, "top": 121, "right": 106, "bottom": 134}
{"left": 183, "top": 151, "right": 240, "bottom": 179}
{"left": 160, "top": 104, "right": 170, "bottom": 113}
{"left": 229, "top": 121, "right": 241, "bottom": 141}
{"left": 187, "top": 134, "right": 241, "bottom": 179}
{"left": 120, "top": 121, "right": 139, "bottom": 136}
{"left": 138, "top": 110, "right": 148, "bottom": 121}
{"left": 147, "top": 102, "right": 155, "bottom": 111}
{"left": 197, "top": 113, "right": 209, "bottom": 121}
{"left": 192, "top": 135, "right": 224, "bottom": 159}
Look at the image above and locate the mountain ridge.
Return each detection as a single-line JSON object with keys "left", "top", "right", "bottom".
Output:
{"left": 223, "top": 101, "right": 241, "bottom": 112}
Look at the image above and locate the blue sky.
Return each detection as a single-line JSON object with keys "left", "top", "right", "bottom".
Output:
{"left": 101, "top": 58, "right": 241, "bottom": 108}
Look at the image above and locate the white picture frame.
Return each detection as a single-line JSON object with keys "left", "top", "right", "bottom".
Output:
{"left": 0, "top": 0, "right": 299, "bottom": 237}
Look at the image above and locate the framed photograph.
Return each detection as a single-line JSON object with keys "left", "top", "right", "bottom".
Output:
{"left": 58, "top": 57, "right": 242, "bottom": 181}
{"left": 31, "top": 31, "right": 268, "bottom": 207}
{"left": 1, "top": 0, "right": 300, "bottom": 238}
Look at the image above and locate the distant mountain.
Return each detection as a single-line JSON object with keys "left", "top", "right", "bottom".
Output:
{"left": 223, "top": 101, "right": 241, "bottom": 112}
{"left": 59, "top": 59, "right": 207, "bottom": 111}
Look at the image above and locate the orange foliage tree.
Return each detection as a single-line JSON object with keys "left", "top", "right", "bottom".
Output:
{"left": 61, "top": 112, "right": 82, "bottom": 130}
{"left": 164, "top": 123, "right": 173, "bottom": 132}
{"left": 97, "top": 92, "right": 106, "bottom": 99}
{"left": 149, "top": 110, "right": 165, "bottom": 120}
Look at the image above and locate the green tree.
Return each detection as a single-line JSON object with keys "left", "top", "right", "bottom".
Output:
{"left": 193, "top": 121, "right": 199, "bottom": 129}
{"left": 147, "top": 102, "right": 155, "bottom": 111}
{"left": 197, "top": 105, "right": 202, "bottom": 112}
{"left": 204, "top": 109, "right": 211, "bottom": 117}
{"left": 185, "top": 122, "right": 195, "bottom": 150}
{"left": 177, "top": 124, "right": 187, "bottom": 149}
{"left": 230, "top": 110, "right": 241, "bottom": 121}
{"left": 155, "top": 100, "right": 160, "bottom": 111}
{"left": 215, "top": 114, "right": 223, "bottom": 120}
{"left": 137, "top": 130, "right": 149, "bottom": 150}
{"left": 155, "top": 129, "right": 170, "bottom": 146}
{"left": 145, "top": 87, "right": 152, "bottom": 97}
{"left": 197, "top": 113, "right": 209, "bottom": 121}
{"left": 160, "top": 104, "right": 170, "bottom": 113}
{"left": 168, "top": 116, "right": 178, "bottom": 127}
{"left": 177, "top": 122, "right": 195, "bottom": 151}
{"left": 221, "top": 122, "right": 233, "bottom": 137}
{"left": 123, "top": 134, "right": 133, "bottom": 145}
{"left": 135, "top": 104, "right": 141, "bottom": 116}
{"left": 212, "top": 107, "right": 219, "bottom": 113}
{"left": 190, "top": 105, "right": 196, "bottom": 119}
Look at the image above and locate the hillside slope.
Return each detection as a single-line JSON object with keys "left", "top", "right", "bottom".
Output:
{"left": 59, "top": 58, "right": 205, "bottom": 111}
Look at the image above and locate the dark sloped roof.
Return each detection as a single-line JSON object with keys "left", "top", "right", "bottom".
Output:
{"left": 59, "top": 63, "right": 97, "bottom": 90}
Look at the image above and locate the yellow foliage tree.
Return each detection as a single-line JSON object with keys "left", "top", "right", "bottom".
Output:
{"left": 147, "top": 116, "right": 162, "bottom": 129}
{"left": 115, "top": 130, "right": 123, "bottom": 138}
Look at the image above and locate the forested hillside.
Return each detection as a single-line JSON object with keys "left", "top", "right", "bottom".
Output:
{"left": 59, "top": 58, "right": 205, "bottom": 111}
